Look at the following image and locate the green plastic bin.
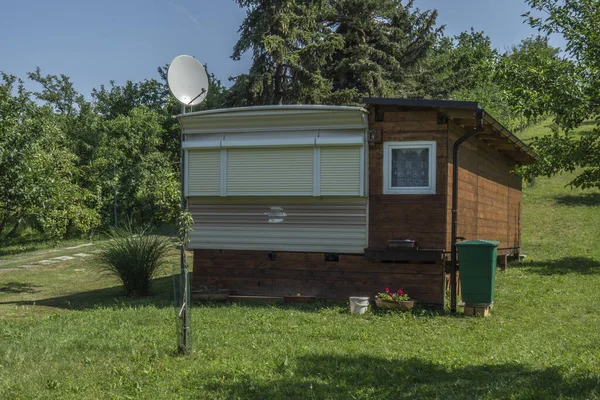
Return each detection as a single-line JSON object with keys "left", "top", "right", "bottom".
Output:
{"left": 456, "top": 239, "right": 500, "bottom": 304}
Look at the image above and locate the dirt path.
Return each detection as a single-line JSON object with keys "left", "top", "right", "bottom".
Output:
{"left": 0, "top": 242, "right": 102, "bottom": 272}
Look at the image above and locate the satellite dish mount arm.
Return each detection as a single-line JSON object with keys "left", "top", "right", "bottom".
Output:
{"left": 188, "top": 88, "right": 207, "bottom": 106}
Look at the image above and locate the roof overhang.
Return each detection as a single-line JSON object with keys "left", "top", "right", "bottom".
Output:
{"left": 175, "top": 104, "right": 369, "bottom": 135}
{"left": 363, "top": 98, "right": 539, "bottom": 165}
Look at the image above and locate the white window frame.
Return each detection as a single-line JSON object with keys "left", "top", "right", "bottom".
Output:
{"left": 383, "top": 141, "right": 436, "bottom": 195}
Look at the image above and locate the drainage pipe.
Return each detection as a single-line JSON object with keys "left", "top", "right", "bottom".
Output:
{"left": 450, "top": 108, "right": 484, "bottom": 313}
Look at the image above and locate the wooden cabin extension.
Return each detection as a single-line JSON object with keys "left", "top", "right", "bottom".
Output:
{"left": 178, "top": 99, "right": 537, "bottom": 307}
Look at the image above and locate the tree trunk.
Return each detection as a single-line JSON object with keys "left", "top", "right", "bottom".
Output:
{"left": 4, "top": 219, "right": 22, "bottom": 239}
{"left": 273, "top": 63, "right": 284, "bottom": 105}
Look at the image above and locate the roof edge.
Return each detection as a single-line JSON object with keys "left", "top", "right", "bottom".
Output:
{"left": 482, "top": 113, "right": 540, "bottom": 163}
{"left": 363, "top": 97, "right": 539, "bottom": 164}
{"left": 176, "top": 104, "right": 369, "bottom": 119}
{"left": 363, "top": 97, "right": 479, "bottom": 110}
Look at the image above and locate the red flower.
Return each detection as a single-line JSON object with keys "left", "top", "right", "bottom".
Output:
{"left": 385, "top": 288, "right": 390, "bottom": 293}
{"left": 397, "top": 289, "right": 403, "bottom": 294}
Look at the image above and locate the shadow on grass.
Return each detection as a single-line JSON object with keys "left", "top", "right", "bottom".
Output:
{"left": 0, "top": 282, "right": 41, "bottom": 293}
{"left": 0, "top": 276, "right": 444, "bottom": 316}
{"left": 512, "top": 257, "right": 600, "bottom": 275}
{"left": 199, "top": 354, "right": 598, "bottom": 399}
{"left": 0, "top": 275, "right": 175, "bottom": 310}
{"left": 555, "top": 192, "right": 600, "bottom": 206}
{"left": 0, "top": 275, "right": 353, "bottom": 313}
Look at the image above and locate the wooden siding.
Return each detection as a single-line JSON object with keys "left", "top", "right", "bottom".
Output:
{"left": 193, "top": 249, "right": 445, "bottom": 305}
{"left": 368, "top": 108, "right": 449, "bottom": 250}
{"left": 447, "top": 121, "right": 522, "bottom": 250}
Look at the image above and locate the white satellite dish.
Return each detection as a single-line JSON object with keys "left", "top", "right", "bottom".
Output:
{"left": 167, "top": 55, "right": 209, "bottom": 106}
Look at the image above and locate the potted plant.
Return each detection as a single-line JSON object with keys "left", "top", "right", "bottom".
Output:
{"left": 375, "top": 288, "right": 415, "bottom": 311}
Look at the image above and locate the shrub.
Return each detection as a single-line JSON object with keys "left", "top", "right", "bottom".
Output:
{"left": 97, "top": 225, "right": 173, "bottom": 296}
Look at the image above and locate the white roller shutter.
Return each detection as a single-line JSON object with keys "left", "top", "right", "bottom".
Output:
{"left": 187, "top": 149, "right": 221, "bottom": 196}
{"left": 226, "top": 147, "right": 314, "bottom": 195}
{"left": 320, "top": 147, "right": 362, "bottom": 196}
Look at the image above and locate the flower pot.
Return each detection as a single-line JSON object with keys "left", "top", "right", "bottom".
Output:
{"left": 375, "top": 298, "right": 415, "bottom": 311}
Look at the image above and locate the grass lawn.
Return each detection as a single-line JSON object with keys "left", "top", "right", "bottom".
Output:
{"left": 2, "top": 131, "right": 600, "bottom": 399}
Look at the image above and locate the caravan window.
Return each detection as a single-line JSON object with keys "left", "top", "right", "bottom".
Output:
{"left": 383, "top": 141, "right": 436, "bottom": 194}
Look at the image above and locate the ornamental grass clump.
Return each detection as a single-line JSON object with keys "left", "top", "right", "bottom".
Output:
{"left": 376, "top": 287, "right": 411, "bottom": 303}
{"left": 98, "top": 225, "right": 173, "bottom": 297}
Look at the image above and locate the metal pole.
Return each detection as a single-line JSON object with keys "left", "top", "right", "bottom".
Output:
{"left": 113, "top": 183, "right": 117, "bottom": 228}
{"left": 450, "top": 109, "right": 484, "bottom": 313}
{"left": 178, "top": 103, "right": 191, "bottom": 354}
{"left": 113, "top": 166, "right": 118, "bottom": 228}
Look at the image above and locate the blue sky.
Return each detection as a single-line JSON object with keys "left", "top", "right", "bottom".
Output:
{"left": 1, "top": 0, "right": 562, "bottom": 97}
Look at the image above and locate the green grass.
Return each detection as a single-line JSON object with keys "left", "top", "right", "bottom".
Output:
{"left": 1, "top": 124, "right": 600, "bottom": 399}
{"left": 0, "top": 236, "right": 96, "bottom": 260}
{"left": 0, "top": 241, "right": 104, "bottom": 271}
{"left": 517, "top": 118, "right": 597, "bottom": 142}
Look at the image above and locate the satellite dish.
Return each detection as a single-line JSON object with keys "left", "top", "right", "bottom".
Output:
{"left": 167, "top": 55, "right": 209, "bottom": 106}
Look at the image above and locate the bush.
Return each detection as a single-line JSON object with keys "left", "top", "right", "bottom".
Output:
{"left": 98, "top": 225, "right": 173, "bottom": 296}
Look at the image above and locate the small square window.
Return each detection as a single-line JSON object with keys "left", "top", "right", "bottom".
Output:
{"left": 383, "top": 141, "right": 436, "bottom": 194}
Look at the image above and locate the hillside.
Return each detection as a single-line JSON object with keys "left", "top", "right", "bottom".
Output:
{"left": 517, "top": 119, "right": 600, "bottom": 263}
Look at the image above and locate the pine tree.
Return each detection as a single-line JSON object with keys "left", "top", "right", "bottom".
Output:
{"left": 228, "top": 0, "right": 343, "bottom": 106}
{"left": 324, "top": 0, "right": 440, "bottom": 103}
{"left": 228, "top": 0, "right": 440, "bottom": 106}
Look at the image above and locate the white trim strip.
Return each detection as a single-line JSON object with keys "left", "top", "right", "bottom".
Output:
{"left": 188, "top": 192, "right": 221, "bottom": 196}
{"left": 313, "top": 147, "right": 321, "bottom": 197}
{"left": 319, "top": 192, "right": 362, "bottom": 196}
{"left": 183, "top": 124, "right": 368, "bottom": 135}
{"left": 359, "top": 144, "right": 365, "bottom": 196}
{"left": 182, "top": 140, "right": 222, "bottom": 149}
{"left": 224, "top": 191, "right": 315, "bottom": 196}
{"left": 184, "top": 149, "right": 189, "bottom": 197}
{"left": 222, "top": 137, "right": 315, "bottom": 148}
{"left": 315, "top": 136, "right": 364, "bottom": 146}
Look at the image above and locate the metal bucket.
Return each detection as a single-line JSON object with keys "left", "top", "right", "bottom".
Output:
{"left": 349, "top": 296, "right": 370, "bottom": 314}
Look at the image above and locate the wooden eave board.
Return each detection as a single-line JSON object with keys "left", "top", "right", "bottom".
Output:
{"left": 447, "top": 115, "right": 537, "bottom": 165}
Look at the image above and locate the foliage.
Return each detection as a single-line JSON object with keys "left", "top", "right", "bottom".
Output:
{"left": 323, "top": 0, "right": 441, "bottom": 102}
{"left": 177, "top": 210, "right": 194, "bottom": 249}
{"left": 89, "top": 106, "right": 180, "bottom": 225}
{"left": 495, "top": 36, "right": 579, "bottom": 128}
{"left": 517, "top": 0, "right": 600, "bottom": 189}
{"left": 417, "top": 29, "right": 497, "bottom": 100}
{"left": 97, "top": 224, "right": 173, "bottom": 296}
{"left": 376, "top": 287, "right": 411, "bottom": 302}
{"left": 228, "top": 0, "right": 440, "bottom": 106}
{"left": 227, "top": 0, "right": 344, "bottom": 106}
{"left": 0, "top": 73, "right": 100, "bottom": 241}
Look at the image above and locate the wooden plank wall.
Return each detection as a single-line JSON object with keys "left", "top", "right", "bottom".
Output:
{"left": 447, "top": 121, "right": 522, "bottom": 250}
{"left": 368, "top": 107, "right": 449, "bottom": 250}
{"left": 193, "top": 250, "right": 445, "bottom": 305}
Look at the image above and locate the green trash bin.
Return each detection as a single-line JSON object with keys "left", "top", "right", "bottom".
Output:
{"left": 456, "top": 239, "right": 500, "bottom": 304}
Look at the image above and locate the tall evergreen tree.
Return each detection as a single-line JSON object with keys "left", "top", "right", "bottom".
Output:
{"left": 228, "top": 0, "right": 440, "bottom": 106}
{"left": 324, "top": 0, "right": 440, "bottom": 103}
{"left": 228, "top": 0, "right": 343, "bottom": 106}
